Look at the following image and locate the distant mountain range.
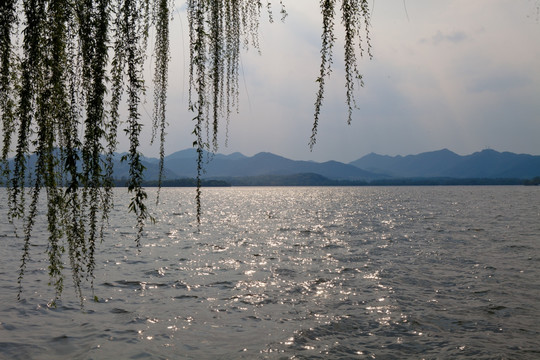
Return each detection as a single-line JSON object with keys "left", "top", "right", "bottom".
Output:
{"left": 3, "top": 148, "right": 540, "bottom": 184}
{"left": 142, "top": 148, "right": 383, "bottom": 181}
{"left": 350, "top": 149, "right": 540, "bottom": 179}
{"left": 117, "top": 148, "right": 539, "bottom": 181}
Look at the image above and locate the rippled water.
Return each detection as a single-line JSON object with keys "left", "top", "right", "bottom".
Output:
{"left": 1, "top": 186, "right": 539, "bottom": 359}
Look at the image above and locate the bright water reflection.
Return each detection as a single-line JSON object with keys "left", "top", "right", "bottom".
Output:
{"left": 0, "top": 186, "right": 539, "bottom": 359}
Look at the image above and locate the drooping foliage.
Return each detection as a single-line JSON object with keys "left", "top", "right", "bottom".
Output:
{"left": 0, "top": 0, "right": 163, "bottom": 305}
{"left": 311, "top": 0, "right": 372, "bottom": 148}
{"left": 1, "top": 0, "right": 371, "bottom": 304}
{"left": 186, "top": 0, "right": 287, "bottom": 222}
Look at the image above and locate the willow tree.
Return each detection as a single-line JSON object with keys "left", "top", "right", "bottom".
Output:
{"left": 0, "top": 0, "right": 372, "bottom": 304}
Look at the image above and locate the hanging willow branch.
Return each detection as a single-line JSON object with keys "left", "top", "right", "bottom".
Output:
{"left": 2, "top": 0, "right": 372, "bottom": 303}
{"left": 2, "top": 0, "right": 160, "bottom": 305}
{"left": 310, "top": 0, "right": 372, "bottom": 149}
{"left": 187, "top": 0, "right": 264, "bottom": 222}
{"left": 151, "top": 0, "right": 170, "bottom": 202}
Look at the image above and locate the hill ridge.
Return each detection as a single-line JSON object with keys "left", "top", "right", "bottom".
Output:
{"left": 349, "top": 149, "right": 540, "bottom": 179}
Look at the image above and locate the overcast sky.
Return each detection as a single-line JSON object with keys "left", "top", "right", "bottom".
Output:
{"left": 132, "top": 0, "right": 540, "bottom": 163}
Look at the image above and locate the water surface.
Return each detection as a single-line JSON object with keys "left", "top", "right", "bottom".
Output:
{"left": 0, "top": 186, "right": 539, "bottom": 359}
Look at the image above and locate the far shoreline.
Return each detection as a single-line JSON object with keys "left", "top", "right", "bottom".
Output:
{"left": 113, "top": 175, "right": 540, "bottom": 187}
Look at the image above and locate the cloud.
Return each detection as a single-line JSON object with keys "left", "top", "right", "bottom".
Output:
{"left": 421, "top": 30, "right": 468, "bottom": 46}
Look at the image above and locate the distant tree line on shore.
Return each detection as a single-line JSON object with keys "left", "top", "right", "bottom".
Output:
{"left": 3, "top": 173, "right": 538, "bottom": 188}
{"left": 523, "top": 177, "right": 540, "bottom": 186}
{"left": 114, "top": 178, "right": 231, "bottom": 187}
{"left": 111, "top": 173, "right": 540, "bottom": 187}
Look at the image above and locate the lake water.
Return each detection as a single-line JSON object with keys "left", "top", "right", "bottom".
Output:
{"left": 0, "top": 186, "right": 539, "bottom": 359}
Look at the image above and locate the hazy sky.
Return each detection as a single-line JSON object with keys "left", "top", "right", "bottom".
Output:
{"left": 132, "top": 0, "right": 540, "bottom": 163}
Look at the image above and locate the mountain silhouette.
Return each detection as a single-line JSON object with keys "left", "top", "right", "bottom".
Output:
{"left": 350, "top": 149, "right": 540, "bottom": 179}
{"left": 3, "top": 148, "right": 538, "bottom": 183}
{"left": 159, "top": 150, "right": 383, "bottom": 180}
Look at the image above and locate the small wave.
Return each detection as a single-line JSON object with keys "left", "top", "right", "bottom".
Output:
{"left": 102, "top": 280, "right": 168, "bottom": 289}
{"left": 111, "top": 280, "right": 142, "bottom": 288}
{"left": 322, "top": 244, "right": 343, "bottom": 249}
{"left": 238, "top": 293, "right": 273, "bottom": 305}
{"left": 172, "top": 281, "right": 189, "bottom": 289}
{"left": 242, "top": 315, "right": 262, "bottom": 322}
{"left": 485, "top": 304, "right": 508, "bottom": 315}
{"left": 278, "top": 227, "right": 295, "bottom": 232}
{"left": 206, "top": 281, "right": 235, "bottom": 289}
{"left": 110, "top": 308, "right": 132, "bottom": 314}
{"left": 173, "top": 295, "right": 198, "bottom": 300}
{"left": 274, "top": 268, "right": 297, "bottom": 277}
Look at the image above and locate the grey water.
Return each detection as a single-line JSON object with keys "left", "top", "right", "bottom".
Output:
{"left": 0, "top": 186, "right": 539, "bottom": 359}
